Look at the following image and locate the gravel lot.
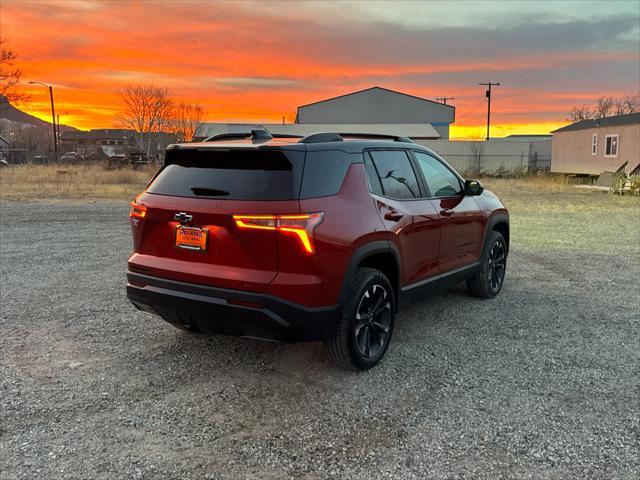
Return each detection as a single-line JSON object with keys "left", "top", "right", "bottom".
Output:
{"left": 1, "top": 200, "right": 639, "bottom": 479}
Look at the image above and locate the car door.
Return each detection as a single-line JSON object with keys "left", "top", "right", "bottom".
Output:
{"left": 411, "top": 150, "right": 485, "bottom": 275}
{"left": 364, "top": 150, "right": 441, "bottom": 286}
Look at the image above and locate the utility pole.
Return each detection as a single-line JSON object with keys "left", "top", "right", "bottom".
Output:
{"left": 436, "top": 96, "right": 455, "bottom": 105}
{"left": 29, "top": 81, "right": 59, "bottom": 162}
{"left": 56, "top": 114, "right": 60, "bottom": 152}
{"left": 479, "top": 82, "right": 500, "bottom": 140}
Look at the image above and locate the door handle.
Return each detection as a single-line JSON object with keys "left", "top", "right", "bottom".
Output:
{"left": 439, "top": 209, "right": 453, "bottom": 217}
{"left": 384, "top": 210, "right": 404, "bottom": 222}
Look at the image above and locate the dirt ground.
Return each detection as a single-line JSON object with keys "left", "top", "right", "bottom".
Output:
{"left": 1, "top": 187, "right": 639, "bottom": 479}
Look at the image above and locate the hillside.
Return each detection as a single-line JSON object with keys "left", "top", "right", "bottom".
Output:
{"left": 0, "top": 96, "right": 51, "bottom": 127}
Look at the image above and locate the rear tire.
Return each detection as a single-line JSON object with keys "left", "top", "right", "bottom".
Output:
{"left": 467, "top": 230, "right": 507, "bottom": 298}
{"left": 325, "top": 268, "right": 395, "bottom": 371}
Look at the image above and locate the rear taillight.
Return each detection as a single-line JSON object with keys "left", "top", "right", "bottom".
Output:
{"left": 233, "top": 213, "right": 324, "bottom": 254}
{"left": 129, "top": 201, "right": 147, "bottom": 219}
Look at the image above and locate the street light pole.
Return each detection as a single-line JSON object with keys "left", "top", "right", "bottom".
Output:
{"left": 479, "top": 82, "right": 500, "bottom": 141}
{"left": 28, "top": 81, "right": 59, "bottom": 163}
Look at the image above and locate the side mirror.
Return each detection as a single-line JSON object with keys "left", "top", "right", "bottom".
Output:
{"left": 464, "top": 179, "right": 484, "bottom": 196}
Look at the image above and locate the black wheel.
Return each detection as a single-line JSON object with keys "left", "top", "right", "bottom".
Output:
{"left": 325, "top": 268, "right": 395, "bottom": 371}
{"left": 467, "top": 231, "right": 507, "bottom": 298}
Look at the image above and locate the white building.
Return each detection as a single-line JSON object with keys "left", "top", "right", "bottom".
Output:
{"left": 194, "top": 86, "right": 455, "bottom": 141}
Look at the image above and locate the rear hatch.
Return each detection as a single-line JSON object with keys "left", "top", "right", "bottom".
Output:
{"left": 129, "top": 144, "right": 305, "bottom": 293}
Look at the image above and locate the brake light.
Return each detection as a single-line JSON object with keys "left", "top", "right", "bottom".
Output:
{"left": 233, "top": 213, "right": 324, "bottom": 254}
{"left": 129, "top": 201, "right": 147, "bottom": 219}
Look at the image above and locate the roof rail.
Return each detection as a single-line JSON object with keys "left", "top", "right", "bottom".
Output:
{"left": 299, "top": 132, "right": 414, "bottom": 144}
{"left": 203, "top": 132, "right": 251, "bottom": 142}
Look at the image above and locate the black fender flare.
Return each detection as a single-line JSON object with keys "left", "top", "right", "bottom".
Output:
{"left": 484, "top": 213, "right": 510, "bottom": 256}
{"left": 338, "top": 240, "right": 401, "bottom": 308}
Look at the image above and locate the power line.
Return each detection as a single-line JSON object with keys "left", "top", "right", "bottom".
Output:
{"left": 479, "top": 82, "right": 501, "bottom": 140}
{"left": 453, "top": 98, "right": 486, "bottom": 123}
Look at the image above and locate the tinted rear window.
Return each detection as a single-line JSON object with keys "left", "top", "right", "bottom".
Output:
{"left": 148, "top": 149, "right": 302, "bottom": 200}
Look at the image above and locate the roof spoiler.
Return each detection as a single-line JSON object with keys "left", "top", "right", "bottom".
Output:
{"left": 203, "top": 129, "right": 303, "bottom": 142}
{"left": 299, "top": 132, "right": 414, "bottom": 144}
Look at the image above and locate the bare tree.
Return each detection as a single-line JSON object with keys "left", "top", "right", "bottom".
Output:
{"left": 593, "top": 96, "right": 615, "bottom": 118}
{"left": 0, "top": 36, "right": 29, "bottom": 104}
{"left": 119, "top": 83, "right": 175, "bottom": 160}
{"left": 614, "top": 93, "right": 640, "bottom": 115}
{"left": 568, "top": 93, "right": 639, "bottom": 122}
{"left": 173, "top": 102, "right": 204, "bottom": 142}
{"left": 568, "top": 105, "right": 593, "bottom": 122}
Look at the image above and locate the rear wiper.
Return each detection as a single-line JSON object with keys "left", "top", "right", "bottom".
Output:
{"left": 190, "top": 187, "right": 230, "bottom": 196}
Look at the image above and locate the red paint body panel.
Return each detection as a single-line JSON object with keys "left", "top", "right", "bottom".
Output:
{"left": 266, "top": 163, "right": 387, "bottom": 306}
{"left": 373, "top": 194, "right": 441, "bottom": 285}
{"left": 129, "top": 193, "right": 299, "bottom": 293}
{"left": 430, "top": 196, "right": 486, "bottom": 274}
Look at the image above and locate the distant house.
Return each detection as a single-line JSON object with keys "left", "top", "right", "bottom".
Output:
{"left": 551, "top": 113, "right": 640, "bottom": 175}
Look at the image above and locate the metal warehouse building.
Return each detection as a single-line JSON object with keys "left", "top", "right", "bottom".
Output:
{"left": 195, "top": 86, "right": 455, "bottom": 141}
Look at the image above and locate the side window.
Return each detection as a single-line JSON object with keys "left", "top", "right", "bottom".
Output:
{"left": 604, "top": 134, "right": 619, "bottom": 157}
{"left": 300, "top": 150, "right": 352, "bottom": 198}
{"left": 413, "top": 151, "right": 462, "bottom": 198}
{"left": 369, "top": 150, "right": 420, "bottom": 199}
{"left": 363, "top": 153, "right": 383, "bottom": 195}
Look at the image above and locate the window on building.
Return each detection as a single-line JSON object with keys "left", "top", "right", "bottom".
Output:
{"left": 605, "top": 134, "right": 618, "bottom": 157}
{"left": 591, "top": 133, "right": 597, "bottom": 156}
{"left": 413, "top": 151, "right": 462, "bottom": 198}
{"left": 368, "top": 150, "right": 420, "bottom": 199}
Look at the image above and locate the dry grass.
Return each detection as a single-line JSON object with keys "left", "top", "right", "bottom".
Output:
{"left": 480, "top": 175, "right": 639, "bottom": 255}
{"left": 0, "top": 163, "right": 155, "bottom": 201}
{"left": 1, "top": 164, "right": 638, "bottom": 255}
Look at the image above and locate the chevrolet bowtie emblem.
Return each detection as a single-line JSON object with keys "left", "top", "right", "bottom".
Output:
{"left": 174, "top": 212, "right": 193, "bottom": 225}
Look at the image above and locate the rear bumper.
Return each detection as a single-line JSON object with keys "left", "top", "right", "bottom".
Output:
{"left": 126, "top": 271, "right": 341, "bottom": 342}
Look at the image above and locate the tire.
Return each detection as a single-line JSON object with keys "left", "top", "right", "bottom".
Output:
{"left": 325, "top": 267, "right": 395, "bottom": 371}
{"left": 466, "top": 230, "right": 507, "bottom": 298}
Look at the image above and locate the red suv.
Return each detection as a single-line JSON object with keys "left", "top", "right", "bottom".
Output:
{"left": 127, "top": 131, "right": 509, "bottom": 370}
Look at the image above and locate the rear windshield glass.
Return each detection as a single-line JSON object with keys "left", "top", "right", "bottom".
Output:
{"left": 148, "top": 149, "right": 300, "bottom": 200}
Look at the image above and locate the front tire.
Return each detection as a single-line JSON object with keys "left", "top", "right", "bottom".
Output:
{"left": 467, "top": 230, "right": 507, "bottom": 298}
{"left": 325, "top": 268, "right": 395, "bottom": 371}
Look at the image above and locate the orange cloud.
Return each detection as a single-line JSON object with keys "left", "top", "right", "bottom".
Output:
{"left": 2, "top": 1, "right": 638, "bottom": 137}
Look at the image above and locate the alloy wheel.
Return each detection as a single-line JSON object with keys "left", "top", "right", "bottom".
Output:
{"left": 487, "top": 241, "right": 506, "bottom": 291}
{"left": 354, "top": 284, "right": 392, "bottom": 358}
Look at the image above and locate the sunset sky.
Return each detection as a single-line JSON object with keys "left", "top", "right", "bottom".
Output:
{"left": 2, "top": 0, "right": 639, "bottom": 139}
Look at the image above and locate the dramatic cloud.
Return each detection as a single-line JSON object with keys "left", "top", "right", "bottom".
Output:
{"left": 2, "top": 0, "right": 638, "bottom": 137}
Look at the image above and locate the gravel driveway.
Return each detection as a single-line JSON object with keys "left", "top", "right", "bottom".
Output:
{"left": 1, "top": 201, "right": 638, "bottom": 479}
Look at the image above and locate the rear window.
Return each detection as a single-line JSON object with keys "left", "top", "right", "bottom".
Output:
{"left": 148, "top": 149, "right": 303, "bottom": 200}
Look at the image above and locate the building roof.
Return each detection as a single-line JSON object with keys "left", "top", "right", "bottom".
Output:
{"left": 297, "top": 86, "right": 454, "bottom": 111}
{"left": 504, "top": 134, "right": 552, "bottom": 139}
{"left": 552, "top": 113, "right": 640, "bottom": 134}
{"left": 194, "top": 122, "right": 441, "bottom": 140}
